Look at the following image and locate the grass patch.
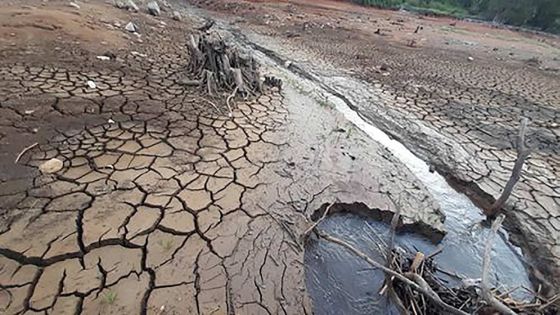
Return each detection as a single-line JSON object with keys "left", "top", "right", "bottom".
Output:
{"left": 102, "top": 291, "right": 117, "bottom": 305}
{"left": 158, "top": 239, "right": 174, "bottom": 251}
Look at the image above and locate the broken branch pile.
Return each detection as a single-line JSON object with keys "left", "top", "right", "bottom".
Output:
{"left": 305, "top": 211, "right": 558, "bottom": 314}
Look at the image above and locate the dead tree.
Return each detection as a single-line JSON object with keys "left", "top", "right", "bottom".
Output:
{"left": 481, "top": 215, "right": 517, "bottom": 315}
{"left": 185, "top": 32, "right": 262, "bottom": 104}
{"left": 487, "top": 117, "right": 531, "bottom": 217}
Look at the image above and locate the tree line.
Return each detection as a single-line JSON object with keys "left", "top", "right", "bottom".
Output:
{"left": 354, "top": 0, "right": 560, "bottom": 33}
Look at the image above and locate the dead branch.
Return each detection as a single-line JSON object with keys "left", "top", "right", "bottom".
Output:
{"left": 488, "top": 117, "right": 531, "bottom": 216}
{"left": 318, "top": 232, "right": 469, "bottom": 315}
{"left": 226, "top": 86, "right": 238, "bottom": 118}
{"left": 481, "top": 214, "right": 517, "bottom": 315}
{"left": 301, "top": 202, "right": 335, "bottom": 241}
{"left": 15, "top": 142, "right": 38, "bottom": 164}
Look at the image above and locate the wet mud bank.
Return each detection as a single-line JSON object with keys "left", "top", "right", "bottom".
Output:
{"left": 310, "top": 202, "right": 445, "bottom": 242}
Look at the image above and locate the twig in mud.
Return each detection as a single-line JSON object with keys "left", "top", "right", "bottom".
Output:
{"left": 426, "top": 245, "right": 444, "bottom": 259}
{"left": 256, "top": 204, "right": 301, "bottom": 252}
{"left": 481, "top": 214, "right": 517, "bottom": 315}
{"left": 15, "top": 142, "right": 38, "bottom": 164}
{"left": 318, "top": 232, "right": 469, "bottom": 315}
{"left": 226, "top": 86, "right": 238, "bottom": 118}
{"left": 201, "top": 98, "right": 224, "bottom": 115}
{"left": 488, "top": 117, "right": 531, "bottom": 216}
{"left": 301, "top": 202, "right": 336, "bottom": 241}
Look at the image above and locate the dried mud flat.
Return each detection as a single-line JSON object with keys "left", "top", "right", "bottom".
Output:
{"left": 186, "top": 0, "right": 560, "bottom": 291}
{"left": 0, "top": 1, "right": 451, "bottom": 314}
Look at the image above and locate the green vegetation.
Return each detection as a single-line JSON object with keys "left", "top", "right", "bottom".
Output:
{"left": 102, "top": 291, "right": 117, "bottom": 305}
{"left": 353, "top": 0, "right": 560, "bottom": 33}
{"left": 158, "top": 238, "right": 174, "bottom": 251}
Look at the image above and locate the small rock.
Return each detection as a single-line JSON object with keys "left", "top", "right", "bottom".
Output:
{"left": 96, "top": 55, "right": 111, "bottom": 61}
{"left": 86, "top": 80, "right": 96, "bottom": 89}
{"left": 147, "top": 1, "right": 160, "bottom": 16}
{"left": 24, "top": 109, "right": 35, "bottom": 115}
{"left": 108, "top": 118, "right": 115, "bottom": 124}
{"left": 126, "top": 0, "right": 138, "bottom": 11}
{"left": 102, "top": 51, "right": 116, "bottom": 59}
{"left": 115, "top": 0, "right": 138, "bottom": 11}
{"left": 39, "top": 158, "right": 64, "bottom": 174}
{"left": 172, "top": 11, "right": 182, "bottom": 21}
{"left": 69, "top": 2, "right": 80, "bottom": 9}
{"left": 125, "top": 22, "right": 138, "bottom": 32}
{"left": 467, "top": 56, "right": 474, "bottom": 61}
{"left": 131, "top": 51, "right": 147, "bottom": 58}
{"left": 32, "top": 128, "right": 39, "bottom": 133}
{"left": 284, "top": 60, "right": 292, "bottom": 68}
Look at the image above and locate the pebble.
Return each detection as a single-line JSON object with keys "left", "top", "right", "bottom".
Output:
{"left": 39, "top": 158, "right": 64, "bottom": 174}
{"left": 69, "top": 2, "right": 80, "bottom": 9}
{"left": 147, "top": 1, "right": 161, "bottom": 16}
{"left": 172, "top": 11, "right": 182, "bottom": 21}
{"left": 87, "top": 80, "right": 96, "bottom": 89}
{"left": 125, "top": 22, "right": 138, "bottom": 33}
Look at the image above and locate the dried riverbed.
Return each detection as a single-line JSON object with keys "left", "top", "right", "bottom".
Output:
{"left": 0, "top": 0, "right": 556, "bottom": 314}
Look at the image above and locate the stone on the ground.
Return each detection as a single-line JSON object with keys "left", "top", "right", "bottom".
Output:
{"left": 114, "top": 0, "right": 138, "bottom": 11}
{"left": 126, "top": 0, "right": 138, "bottom": 11}
{"left": 172, "top": 11, "right": 182, "bottom": 21}
{"left": 147, "top": 1, "right": 161, "bottom": 16}
{"left": 125, "top": 22, "right": 138, "bottom": 33}
{"left": 86, "top": 80, "right": 96, "bottom": 89}
{"left": 69, "top": 2, "right": 80, "bottom": 9}
{"left": 39, "top": 158, "right": 63, "bottom": 174}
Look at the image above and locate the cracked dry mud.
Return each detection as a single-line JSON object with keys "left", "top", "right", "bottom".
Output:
{"left": 0, "top": 1, "right": 447, "bottom": 314}
{"left": 185, "top": 0, "right": 560, "bottom": 288}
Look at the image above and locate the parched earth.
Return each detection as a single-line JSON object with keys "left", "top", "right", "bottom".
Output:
{"left": 184, "top": 0, "right": 560, "bottom": 290}
{"left": 0, "top": 1, "right": 448, "bottom": 314}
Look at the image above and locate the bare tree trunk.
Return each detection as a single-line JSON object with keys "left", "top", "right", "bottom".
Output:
{"left": 481, "top": 214, "right": 517, "bottom": 315}
{"left": 487, "top": 117, "right": 531, "bottom": 217}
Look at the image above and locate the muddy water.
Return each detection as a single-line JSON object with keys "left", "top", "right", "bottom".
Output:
{"left": 304, "top": 86, "right": 533, "bottom": 313}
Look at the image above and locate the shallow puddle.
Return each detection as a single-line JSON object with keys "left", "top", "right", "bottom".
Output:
{"left": 305, "top": 211, "right": 532, "bottom": 315}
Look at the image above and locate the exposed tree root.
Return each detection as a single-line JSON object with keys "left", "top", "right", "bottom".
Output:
{"left": 185, "top": 29, "right": 266, "bottom": 114}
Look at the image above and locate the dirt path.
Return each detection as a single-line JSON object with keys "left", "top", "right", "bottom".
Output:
{"left": 0, "top": 1, "right": 448, "bottom": 314}
{"left": 184, "top": 0, "right": 560, "bottom": 291}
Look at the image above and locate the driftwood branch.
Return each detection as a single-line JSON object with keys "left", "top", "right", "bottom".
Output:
{"left": 481, "top": 214, "right": 517, "bottom": 315}
{"left": 488, "top": 117, "right": 531, "bottom": 216}
{"left": 318, "top": 232, "right": 469, "bottom": 315}
{"left": 301, "top": 202, "right": 335, "bottom": 241}
{"left": 15, "top": 142, "right": 38, "bottom": 164}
